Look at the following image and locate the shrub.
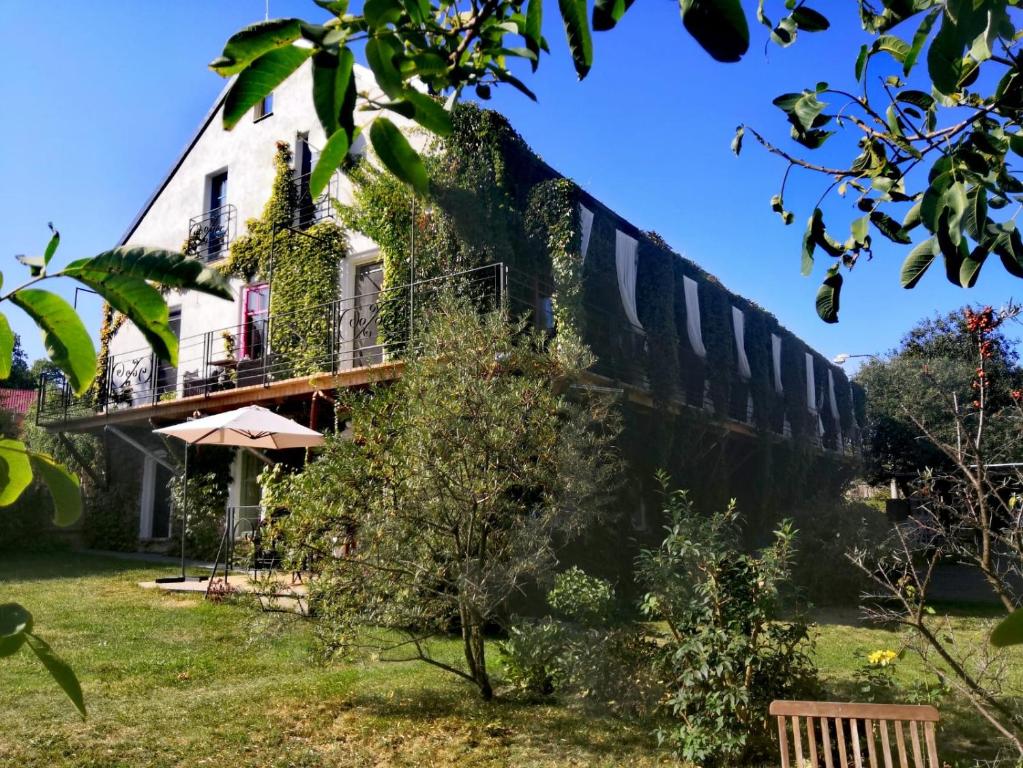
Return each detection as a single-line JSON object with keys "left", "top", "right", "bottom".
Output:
{"left": 500, "top": 618, "right": 566, "bottom": 696}
{"left": 169, "top": 470, "right": 229, "bottom": 561}
{"left": 785, "top": 497, "right": 892, "bottom": 605}
{"left": 501, "top": 568, "right": 658, "bottom": 714}
{"left": 547, "top": 566, "right": 616, "bottom": 626}
{"left": 83, "top": 483, "right": 139, "bottom": 551}
{"left": 637, "top": 477, "right": 818, "bottom": 766}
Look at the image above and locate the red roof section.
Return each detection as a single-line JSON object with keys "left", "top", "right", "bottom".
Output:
{"left": 0, "top": 389, "right": 36, "bottom": 416}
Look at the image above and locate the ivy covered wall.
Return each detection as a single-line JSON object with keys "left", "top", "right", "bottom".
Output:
{"left": 333, "top": 102, "right": 862, "bottom": 580}
{"left": 340, "top": 102, "right": 860, "bottom": 446}
{"left": 221, "top": 141, "right": 346, "bottom": 377}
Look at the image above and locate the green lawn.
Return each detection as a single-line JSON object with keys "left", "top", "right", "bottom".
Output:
{"left": 0, "top": 553, "right": 1018, "bottom": 766}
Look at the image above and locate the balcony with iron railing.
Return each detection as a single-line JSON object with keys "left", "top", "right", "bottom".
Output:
{"left": 187, "top": 203, "right": 237, "bottom": 262}
{"left": 37, "top": 263, "right": 508, "bottom": 427}
{"left": 293, "top": 170, "right": 340, "bottom": 229}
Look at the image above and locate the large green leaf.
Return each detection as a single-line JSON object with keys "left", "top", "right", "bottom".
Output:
{"left": 0, "top": 439, "right": 32, "bottom": 506}
{"left": 24, "top": 633, "right": 86, "bottom": 718}
{"left": 43, "top": 224, "right": 60, "bottom": 268}
{"left": 870, "top": 211, "right": 912, "bottom": 244}
{"left": 960, "top": 243, "right": 989, "bottom": 288}
{"left": 312, "top": 48, "right": 355, "bottom": 138}
{"left": 0, "top": 312, "right": 12, "bottom": 380}
{"left": 70, "top": 275, "right": 177, "bottom": 366}
{"left": 223, "top": 46, "right": 314, "bottom": 130}
{"left": 63, "top": 247, "right": 232, "bottom": 300}
{"left": 402, "top": 91, "right": 453, "bottom": 136}
{"left": 928, "top": 14, "right": 965, "bottom": 95}
{"left": 559, "top": 0, "right": 593, "bottom": 78}
{"left": 992, "top": 608, "right": 1023, "bottom": 647}
{"left": 309, "top": 129, "right": 350, "bottom": 199}
{"left": 369, "top": 117, "right": 429, "bottom": 195}
{"left": 680, "top": 0, "right": 749, "bottom": 63}
{"left": 900, "top": 237, "right": 937, "bottom": 288}
{"left": 801, "top": 211, "right": 818, "bottom": 276}
{"left": 29, "top": 451, "right": 81, "bottom": 527}
{"left": 210, "top": 18, "right": 304, "bottom": 76}
{"left": 365, "top": 36, "right": 404, "bottom": 97}
{"left": 815, "top": 267, "right": 842, "bottom": 323}
{"left": 10, "top": 290, "right": 95, "bottom": 396}
{"left": 791, "top": 6, "right": 829, "bottom": 32}
{"left": 0, "top": 602, "right": 32, "bottom": 658}
{"left": 525, "top": 0, "right": 544, "bottom": 66}
{"left": 904, "top": 7, "right": 940, "bottom": 75}
{"left": 593, "top": 0, "right": 635, "bottom": 31}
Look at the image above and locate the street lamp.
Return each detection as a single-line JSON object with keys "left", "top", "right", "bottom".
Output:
{"left": 833, "top": 352, "right": 879, "bottom": 365}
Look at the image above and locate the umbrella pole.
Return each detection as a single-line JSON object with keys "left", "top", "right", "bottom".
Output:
{"left": 180, "top": 441, "right": 188, "bottom": 580}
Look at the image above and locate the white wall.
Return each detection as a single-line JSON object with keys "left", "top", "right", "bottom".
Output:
{"left": 107, "top": 63, "right": 418, "bottom": 390}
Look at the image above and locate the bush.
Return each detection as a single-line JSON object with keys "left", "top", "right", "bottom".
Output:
{"left": 0, "top": 484, "right": 63, "bottom": 552}
{"left": 637, "top": 477, "right": 819, "bottom": 766}
{"left": 786, "top": 498, "right": 892, "bottom": 605}
{"left": 547, "top": 566, "right": 616, "bottom": 626}
{"left": 169, "top": 470, "right": 229, "bottom": 560}
{"left": 501, "top": 568, "right": 658, "bottom": 715}
{"left": 83, "top": 483, "right": 139, "bottom": 551}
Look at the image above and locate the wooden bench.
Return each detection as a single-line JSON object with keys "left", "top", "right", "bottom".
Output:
{"left": 770, "top": 700, "right": 940, "bottom": 768}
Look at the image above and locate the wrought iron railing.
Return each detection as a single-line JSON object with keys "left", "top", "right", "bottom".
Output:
{"left": 188, "top": 203, "right": 236, "bottom": 262}
{"left": 37, "top": 263, "right": 507, "bottom": 426}
{"left": 293, "top": 170, "right": 339, "bottom": 229}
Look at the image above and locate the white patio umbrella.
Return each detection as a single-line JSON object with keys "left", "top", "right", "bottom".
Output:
{"left": 153, "top": 405, "right": 325, "bottom": 581}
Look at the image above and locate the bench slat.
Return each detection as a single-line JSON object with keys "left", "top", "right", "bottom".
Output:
{"left": 793, "top": 716, "right": 805, "bottom": 768}
{"left": 778, "top": 715, "right": 791, "bottom": 768}
{"left": 770, "top": 701, "right": 939, "bottom": 723}
{"left": 822, "top": 716, "right": 835, "bottom": 768}
{"left": 807, "top": 717, "right": 820, "bottom": 768}
{"left": 851, "top": 718, "right": 864, "bottom": 768}
{"left": 895, "top": 722, "right": 909, "bottom": 768}
{"left": 835, "top": 717, "right": 849, "bottom": 768}
{"left": 865, "top": 719, "right": 879, "bottom": 768}
{"left": 879, "top": 721, "right": 893, "bottom": 768}
{"left": 924, "top": 722, "right": 938, "bottom": 768}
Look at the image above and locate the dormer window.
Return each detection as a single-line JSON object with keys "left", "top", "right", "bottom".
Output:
{"left": 254, "top": 93, "right": 273, "bottom": 121}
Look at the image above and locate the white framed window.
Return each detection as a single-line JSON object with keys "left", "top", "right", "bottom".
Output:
{"left": 254, "top": 93, "right": 274, "bottom": 121}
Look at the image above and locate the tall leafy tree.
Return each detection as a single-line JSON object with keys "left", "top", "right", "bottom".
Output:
{"left": 857, "top": 305, "right": 1021, "bottom": 493}
{"left": 1, "top": 226, "right": 231, "bottom": 715}
{"left": 216, "top": 0, "right": 1023, "bottom": 320}
{"left": 268, "top": 298, "right": 620, "bottom": 699}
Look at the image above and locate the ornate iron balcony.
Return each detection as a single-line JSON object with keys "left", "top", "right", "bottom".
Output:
{"left": 188, "top": 203, "right": 236, "bottom": 262}
{"left": 293, "top": 170, "right": 339, "bottom": 229}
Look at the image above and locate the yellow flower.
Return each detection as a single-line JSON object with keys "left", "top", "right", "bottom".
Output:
{"left": 867, "top": 649, "right": 897, "bottom": 667}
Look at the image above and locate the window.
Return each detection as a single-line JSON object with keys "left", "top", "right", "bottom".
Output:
{"left": 156, "top": 308, "right": 181, "bottom": 394}
{"left": 253, "top": 92, "right": 273, "bottom": 121}
{"left": 241, "top": 284, "right": 269, "bottom": 360}
{"left": 295, "top": 133, "right": 320, "bottom": 228}
{"left": 206, "top": 170, "right": 229, "bottom": 258}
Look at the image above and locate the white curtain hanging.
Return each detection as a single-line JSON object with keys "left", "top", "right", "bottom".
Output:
{"left": 682, "top": 275, "right": 706, "bottom": 358}
{"left": 805, "top": 352, "right": 816, "bottom": 413}
{"left": 771, "top": 333, "right": 784, "bottom": 394}
{"left": 578, "top": 204, "right": 594, "bottom": 265}
{"left": 731, "top": 306, "right": 751, "bottom": 381}
{"left": 615, "top": 230, "right": 643, "bottom": 330}
{"left": 827, "top": 368, "right": 840, "bottom": 420}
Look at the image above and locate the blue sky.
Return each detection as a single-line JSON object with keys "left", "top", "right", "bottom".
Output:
{"left": 2, "top": 1, "right": 1020, "bottom": 372}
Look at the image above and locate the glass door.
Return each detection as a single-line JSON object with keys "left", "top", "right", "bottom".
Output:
{"left": 353, "top": 262, "right": 384, "bottom": 366}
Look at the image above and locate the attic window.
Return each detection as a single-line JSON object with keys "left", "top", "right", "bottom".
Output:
{"left": 254, "top": 93, "right": 273, "bottom": 122}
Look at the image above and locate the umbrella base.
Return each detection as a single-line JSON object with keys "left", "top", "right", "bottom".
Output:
{"left": 154, "top": 575, "right": 210, "bottom": 584}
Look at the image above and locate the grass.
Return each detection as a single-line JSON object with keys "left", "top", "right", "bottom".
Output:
{"left": 1, "top": 552, "right": 1020, "bottom": 766}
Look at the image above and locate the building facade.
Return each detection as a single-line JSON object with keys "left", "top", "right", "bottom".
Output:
{"left": 38, "top": 62, "right": 862, "bottom": 565}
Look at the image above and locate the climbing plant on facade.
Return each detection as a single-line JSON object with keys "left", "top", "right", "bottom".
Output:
{"left": 221, "top": 141, "right": 347, "bottom": 376}
{"left": 213, "top": 0, "right": 1023, "bottom": 321}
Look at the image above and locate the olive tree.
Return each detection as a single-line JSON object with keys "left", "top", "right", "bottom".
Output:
{"left": 268, "top": 298, "right": 620, "bottom": 699}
